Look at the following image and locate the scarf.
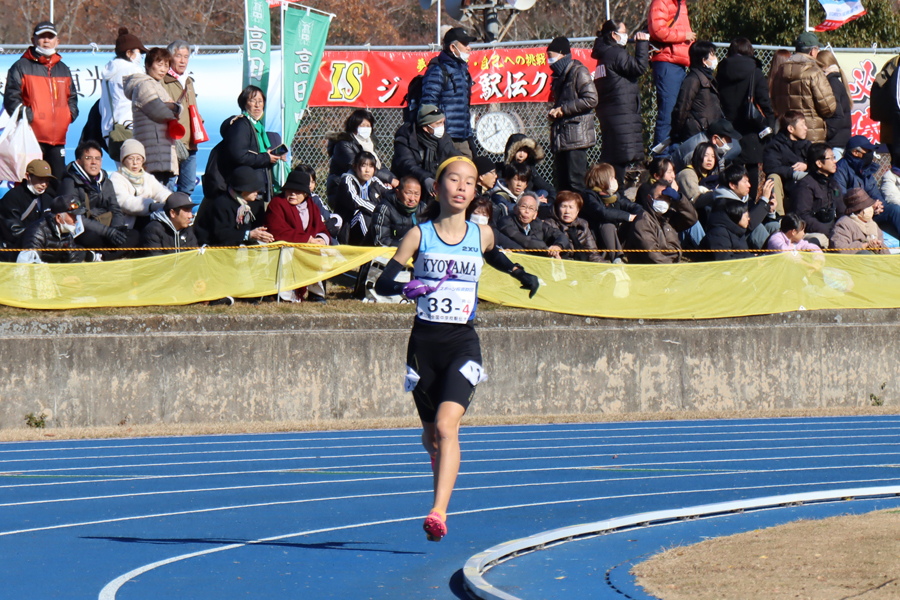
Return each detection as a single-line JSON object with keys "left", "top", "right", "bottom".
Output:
{"left": 849, "top": 213, "right": 879, "bottom": 240}
{"left": 418, "top": 128, "right": 440, "bottom": 173}
{"left": 72, "top": 162, "right": 102, "bottom": 192}
{"left": 243, "top": 112, "right": 270, "bottom": 153}
{"left": 549, "top": 55, "right": 572, "bottom": 78}
{"left": 693, "top": 65, "right": 715, "bottom": 81}
{"left": 598, "top": 192, "right": 618, "bottom": 205}
{"left": 168, "top": 68, "right": 189, "bottom": 87}
{"left": 232, "top": 189, "right": 256, "bottom": 227}
{"left": 295, "top": 200, "right": 310, "bottom": 229}
{"left": 120, "top": 166, "right": 145, "bottom": 194}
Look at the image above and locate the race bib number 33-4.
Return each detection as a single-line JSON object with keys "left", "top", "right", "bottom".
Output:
{"left": 416, "top": 281, "right": 476, "bottom": 324}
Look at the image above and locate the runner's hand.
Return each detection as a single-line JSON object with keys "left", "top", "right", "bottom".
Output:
{"left": 511, "top": 265, "right": 540, "bottom": 299}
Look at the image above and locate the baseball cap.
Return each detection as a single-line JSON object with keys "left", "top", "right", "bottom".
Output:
{"left": 47, "top": 195, "right": 85, "bottom": 215}
{"left": 164, "top": 192, "right": 194, "bottom": 213}
{"left": 25, "top": 159, "right": 55, "bottom": 179}
{"left": 846, "top": 135, "right": 877, "bottom": 151}
{"left": 708, "top": 118, "right": 743, "bottom": 141}
{"left": 794, "top": 32, "right": 820, "bottom": 50}
{"left": 443, "top": 27, "right": 475, "bottom": 47}
{"left": 33, "top": 21, "right": 57, "bottom": 37}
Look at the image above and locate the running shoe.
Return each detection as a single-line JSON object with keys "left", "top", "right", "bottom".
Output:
{"left": 423, "top": 510, "right": 447, "bottom": 542}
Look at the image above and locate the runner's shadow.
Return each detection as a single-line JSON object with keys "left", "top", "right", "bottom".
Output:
{"left": 448, "top": 569, "right": 470, "bottom": 599}
{"left": 82, "top": 536, "right": 426, "bottom": 556}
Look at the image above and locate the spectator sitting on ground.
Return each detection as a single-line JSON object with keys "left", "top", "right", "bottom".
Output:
{"left": 99, "top": 28, "right": 147, "bottom": 162}
{"left": 420, "top": 27, "right": 476, "bottom": 157}
{"left": 705, "top": 177, "right": 777, "bottom": 260}
{"left": 326, "top": 109, "right": 396, "bottom": 203}
{"left": 109, "top": 139, "right": 171, "bottom": 230}
{"left": 59, "top": 140, "right": 140, "bottom": 259}
{"left": 672, "top": 118, "right": 742, "bottom": 173}
{"left": 335, "top": 151, "right": 393, "bottom": 245}
{"left": 194, "top": 166, "right": 271, "bottom": 247}
{"left": 627, "top": 180, "right": 699, "bottom": 264}
{"left": 672, "top": 41, "right": 722, "bottom": 143}
{"left": 580, "top": 163, "right": 641, "bottom": 262}
{"left": 473, "top": 156, "right": 498, "bottom": 197}
{"left": 369, "top": 176, "right": 425, "bottom": 247}
{"left": 788, "top": 143, "right": 843, "bottom": 247}
{"left": 19, "top": 195, "right": 87, "bottom": 263}
{"left": 140, "top": 192, "right": 198, "bottom": 255}
{"left": 767, "top": 213, "right": 823, "bottom": 253}
{"left": 833, "top": 135, "right": 900, "bottom": 238}
{"left": 0, "top": 160, "right": 54, "bottom": 252}
{"left": 705, "top": 165, "right": 779, "bottom": 247}
{"left": 498, "top": 192, "right": 570, "bottom": 257}
{"left": 466, "top": 196, "right": 520, "bottom": 249}
{"left": 502, "top": 133, "right": 556, "bottom": 201}
{"left": 676, "top": 141, "right": 720, "bottom": 202}
{"left": 763, "top": 111, "right": 811, "bottom": 214}
{"left": 491, "top": 162, "right": 532, "bottom": 217}
{"left": 266, "top": 170, "right": 329, "bottom": 246}
{"left": 293, "top": 164, "right": 342, "bottom": 242}
{"left": 831, "top": 188, "right": 890, "bottom": 254}
{"left": 770, "top": 31, "right": 836, "bottom": 144}
{"left": 391, "top": 105, "right": 460, "bottom": 193}
{"left": 163, "top": 40, "right": 202, "bottom": 195}
{"left": 544, "top": 191, "right": 604, "bottom": 263}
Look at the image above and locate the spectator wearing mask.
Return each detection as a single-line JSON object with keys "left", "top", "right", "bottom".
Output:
{"left": 581, "top": 163, "right": 641, "bottom": 262}
{"left": 716, "top": 37, "right": 775, "bottom": 201}
{"left": 498, "top": 193, "right": 570, "bottom": 257}
{"left": 99, "top": 28, "right": 148, "bottom": 162}
{"left": 466, "top": 196, "right": 520, "bottom": 250}
{"left": 326, "top": 109, "right": 396, "bottom": 202}
{"left": 420, "top": 27, "right": 476, "bottom": 157}
{"left": 266, "top": 170, "right": 329, "bottom": 246}
{"left": 672, "top": 41, "right": 722, "bottom": 143}
{"left": 672, "top": 118, "right": 742, "bottom": 174}
{"left": 647, "top": 0, "right": 695, "bottom": 147}
{"left": 335, "top": 151, "right": 393, "bottom": 245}
{"left": 194, "top": 166, "right": 272, "bottom": 247}
{"left": 19, "top": 195, "right": 87, "bottom": 263}
{"left": 491, "top": 162, "right": 532, "bottom": 217}
{"left": 369, "top": 176, "right": 425, "bottom": 247}
{"left": 162, "top": 40, "right": 201, "bottom": 195}
{"left": 788, "top": 143, "right": 843, "bottom": 246}
{"left": 0, "top": 160, "right": 54, "bottom": 252}
{"left": 592, "top": 19, "right": 650, "bottom": 185}
{"left": 59, "top": 141, "right": 139, "bottom": 258}
{"left": 763, "top": 111, "right": 811, "bottom": 213}
{"left": 502, "top": 133, "right": 555, "bottom": 201}
{"left": 676, "top": 142, "right": 719, "bottom": 202}
{"left": 831, "top": 188, "right": 890, "bottom": 254}
{"left": 109, "top": 139, "right": 172, "bottom": 230}
{"left": 544, "top": 191, "right": 604, "bottom": 263}
{"left": 627, "top": 179, "right": 698, "bottom": 264}
{"left": 767, "top": 213, "right": 823, "bottom": 253}
{"left": 473, "top": 156, "right": 498, "bottom": 197}
{"left": 547, "top": 36, "right": 599, "bottom": 193}
{"left": 392, "top": 105, "right": 460, "bottom": 193}
{"left": 705, "top": 174, "right": 777, "bottom": 258}
{"left": 833, "top": 135, "right": 900, "bottom": 238}
{"left": 293, "top": 163, "right": 342, "bottom": 242}
{"left": 140, "top": 192, "right": 198, "bottom": 255}
{"left": 4, "top": 21, "right": 78, "bottom": 182}
{"left": 815, "top": 50, "right": 853, "bottom": 159}
{"left": 770, "top": 32, "right": 836, "bottom": 144}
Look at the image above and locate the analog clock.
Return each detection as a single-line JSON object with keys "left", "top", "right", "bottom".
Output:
{"left": 476, "top": 112, "right": 521, "bottom": 155}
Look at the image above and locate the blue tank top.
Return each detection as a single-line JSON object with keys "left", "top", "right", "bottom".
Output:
{"left": 413, "top": 221, "right": 484, "bottom": 324}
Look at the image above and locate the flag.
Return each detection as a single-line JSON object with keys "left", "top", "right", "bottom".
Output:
{"left": 243, "top": 0, "right": 271, "bottom": 92}
{"left": 815, "top": 0, "right": 866, "bottom": 31}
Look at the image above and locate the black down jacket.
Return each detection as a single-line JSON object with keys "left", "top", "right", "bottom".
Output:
{"left": 58, "top": 163, "right": 126, "bottom": 238}
{"left": 367, "top": 193, "right": 427, "bottom": 248}
{"left": 20, "top": 214, "right": 85, "bottom": 263}
{"left": 549, "top": 58, "right": 599, "bottom": 153}
{"left": 672, "top": 67, "right": 722, "bottom": 142}
{"left": 591, "top": 36, "right": 649, "bottom": 164}
{"left": 716, "top": 53, "right": 775, "bottom": 164}
{"left": 823, "top": 72, "right": 853, "bottom": 150}
{"left": 391, "top": 123, "right": 460, "bottom": 190}
{"left": 762, "top": 130, "right": 811, "bottom": 188}
{"left": 0, "top": 183, "right": 49, "bottom": 248}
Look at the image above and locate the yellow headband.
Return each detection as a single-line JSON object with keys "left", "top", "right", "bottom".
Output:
{"left": 435, "top": 156, "right": 477, "bottom": 182}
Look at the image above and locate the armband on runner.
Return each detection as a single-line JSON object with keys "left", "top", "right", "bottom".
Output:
{"left": 373, "top": 258, "right": 406, "bottom": 296}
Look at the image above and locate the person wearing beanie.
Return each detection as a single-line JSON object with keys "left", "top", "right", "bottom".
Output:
{"left": 420, "top": 27, "right": 476, "bottom": 157}
{"left": 831, "top": 188, "right": 890, "bottom": 254}
{"left": 392, "top": 104, "right": 461, "bottom": 193}
{"left": 99, "top": 27, "right": 149, "bottom": 162}
{"left": 546, "top": 36, "right": 598, "bottom": 194}
{"left": 109, "top": 138, "right": 173, "bottom": 230}
{"left": 473, "top": 156, "right": 498, "bottom": 196}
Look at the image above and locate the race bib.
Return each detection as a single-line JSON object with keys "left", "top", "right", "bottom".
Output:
{"left": 416, "top": 280, "right": 477, "bottom": 324}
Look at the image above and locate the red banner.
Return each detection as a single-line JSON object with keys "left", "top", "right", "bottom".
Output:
{"left": 309, "top": 47, "right": 596, "bottom": 108}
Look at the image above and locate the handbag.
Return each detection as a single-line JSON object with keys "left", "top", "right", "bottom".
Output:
{"left": 0, "top": 104, "right": 43, "bottom": 182}
{"left": 745, "top": 69, "right": 767, "bottom": 131}
{"left": 188, "top": 105, "right": 209, "bottom": 144}
{"left": 104, "top": 80, "right": 133, "bottom": 162}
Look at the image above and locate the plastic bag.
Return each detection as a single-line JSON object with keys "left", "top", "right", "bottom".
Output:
{"left": 0, "top": 105, "right": 43, "bottom": 183}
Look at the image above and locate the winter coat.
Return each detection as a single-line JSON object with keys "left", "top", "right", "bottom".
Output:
{"left": 788, "top": 172, "right": 844, "bottom": 235}
{"left": 124, "top": 73, "right": 179, "bottom": 174}
{"left": 99, "top": 57, "right": 141, "bottom": 136}
{"left": 59, "top": 163, "right": 127, "bottom": 239}
{"left": 581, "top": 189, "right": 643, "bottom": 229}
{"left": 833, "top": 155, "right": 883, "bottom": 201}
{"left": 675, "top": 166, "right": 718, "bottom": 201}
{"left": 20, "top": 214, "right": 84, "bottom": 263}
{"left": 325, "top": 131, "right": 394, "bottom": 200}
{"left": 497, "top": 215, "right": 570, "bottom": 251}
{"left": 762, "top": 130, "right": 811, "bottom": 186}
{"left": 109, "top": 169, "right": 172, "bottom": 228}
{"left": 880, "top": 167, "right": 900, "bottom": 206}
{"left": 549, "top": 58, "right": 599, "bottom": 153}
{"left": 391, "top": 123, "right": 460, "bottom": 189}
{"left": 3, "top": 48, "right": 78, "bottom": 146}
{"left": 771, "top": 53, "right": 837, "bottom": 144}
{"left": 831, "top": 215, "right": 889, "bottom": 254}
{"left": 368, "top": 193, "right": 426, "bottom": 247}
{"left": 162, "top": 72, "right": 200, "bottom": 151}
{"left": 334, "top": 172, "right": 393, "bottom": 245}
{"left": 0, "top": 183, "right": 49, "bottom": 247}
{"left": 140, "top": 210, "right": 199, "bottom": 256}
{"left": 672, "top": 67, "right": 722, "bottom": 142}
{"left": 265, "top": 194, "right": 330, "bottom": 244}
{"left": 647, "top": 0, "right": 692, "bottom": 67}
{"left": 220, "top": 114, "right": 278, "bottom": 202}
{"left": 823, "top": 72, "right": 852, "bottom": 150}
{"left": 716, "top": 54, "right": 775, "bottom": 164}
{"left": 704, "top": 196, "right": 770, "bottom": 260}
{"left": 767, "top": 231, "right": 822, "bottom": 253}
{"left": 626, "top": 185, "right": 698, "bottom": 263}
{"left": 503, "top": 134, "right": 556, "bottom": 200}
{"left": 591, "top": 36, "right": 649, "bottom": 164}
{"left": 200, "top": 117, "right": 235, "bottom": 201}
{"left": 193, "top": 190, "right": 266, "bottom": 247}
{"left": 420, "top": 51, "right": 474, "bottom": 140}
{"left": 544, "top": 215, "right": 604, "bottom": 262}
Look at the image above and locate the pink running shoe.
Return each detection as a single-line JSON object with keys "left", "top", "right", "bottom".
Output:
{"left": 423, "top": 511, "right": 447, "bottom": 542}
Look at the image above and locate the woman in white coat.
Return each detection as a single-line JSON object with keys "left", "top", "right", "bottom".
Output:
{"left": 110, "top": 139, "right": 172, "bottom": 230}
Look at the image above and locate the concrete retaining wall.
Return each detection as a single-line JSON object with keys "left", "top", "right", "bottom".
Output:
{"left": 1, "top": 309, "right": 896, "bottom": 429}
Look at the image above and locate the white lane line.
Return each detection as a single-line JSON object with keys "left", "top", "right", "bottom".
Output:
{"left": 2, "top": 432, "right": 897, "bottom": 465}
{"left": 94, "top": 474, "right": 900, "bottom": 600}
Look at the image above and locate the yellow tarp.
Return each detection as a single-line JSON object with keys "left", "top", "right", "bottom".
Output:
{"left": 3, "top": 244, "right": 900, "bottom": 319}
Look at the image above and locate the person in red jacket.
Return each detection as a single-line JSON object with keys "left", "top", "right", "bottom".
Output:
{"left": 3, "top": 22, "right": 79, "bottom": 184}
{"left": 647, "top": 0, "right": 695, "bottom": 149}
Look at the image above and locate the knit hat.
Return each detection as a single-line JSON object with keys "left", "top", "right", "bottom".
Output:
{"left": 115, "top": 28, "right": 148, "bottom": 55}
{"left": 547, "top": 37, "right": 571, "bottom": 55}
{"left": 283, "top": 170, "right": 312, "bottom": 195}
{"left": 473, "top": 156, "right": 497, "bottom": 177}
{"left": 119, "top": 139, "right": 146, "bottom": 161}
{"left": 417, "top": 104, "right": 444, "bottom": 127}
{"left": 843, "top": 188, "right": 876, "bottom": 215}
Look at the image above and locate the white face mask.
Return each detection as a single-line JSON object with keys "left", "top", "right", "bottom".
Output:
{"left": 471, "top": 214, "right": 489, "bottom": 225}
{"left": 33, "top": 45, "right": 57, "bottom": 57}
{"left": 608, "top": 178, "right": 619, "bottom": 195}
{"left": 616, "top": 32, "right": 628, "bottom": 47}
{"left": 458, "top": 51, "right": 470, "bottom": 63}
{"left": 652, "top": 199, "right": 670, "bottom": 214}
{"left": 356, "top": 126, "right": 372, "bottom": 139}
{"left": 130, "top": 51, "right": 143, "bottom": 65}
{"left": 431, "top": 124, "right": 445, "bottom": 139}
{"left": 59, "top": 219, "right": 77, "bottom": 234}
{"left": 716, "top": 140, "right": 732, "bottom": 154}
{"left": 547, "top": 55, "right": 560, "bottom": 65}
{"left": 707, "top": 57, "right": 718, "bottom": 70}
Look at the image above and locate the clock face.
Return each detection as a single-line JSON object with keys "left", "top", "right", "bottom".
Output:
{"left": 476, "top": 112, "right": 520, "bottom": 155}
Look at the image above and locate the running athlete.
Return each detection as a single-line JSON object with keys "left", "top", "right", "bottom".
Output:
{"left": 374, "top": 156, "right": 540, "bottom": 542}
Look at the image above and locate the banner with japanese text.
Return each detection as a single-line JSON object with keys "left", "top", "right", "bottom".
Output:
{"left": 815, "top": 0, "right": 866, "bottom": 31}
{"left": 834, "top": 51, "right": 891, "bottom": 143}
{"left": 282, "top": 6, "right": 331, "bottom": 153}
{"left": 243, "top": 0, "right": 271, "bottom": 93}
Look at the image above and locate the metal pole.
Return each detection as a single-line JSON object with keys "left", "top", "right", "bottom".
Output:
{"left": 605, "top": 0, "right": 610, "bottom": 20}
{"left": 275, "top": 245, "right": 284, "bottom": 303}
{"left": 805, "top": 0, "right": 810, "bottom": 31}
{"left": 437, "top": 0, "right": 442, "bottom": 46}
{"left": 50, "top": 0, "right": 54, "bottom": 22}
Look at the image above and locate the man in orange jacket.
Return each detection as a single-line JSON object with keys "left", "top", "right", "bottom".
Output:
{"left": 648, "top": 0, "right": 695, "bottom": 149}
{"left": 3, "top": 22, "right": 79, "bottom": 185}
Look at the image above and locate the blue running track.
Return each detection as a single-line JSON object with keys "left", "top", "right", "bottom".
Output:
{"left": 1, "top": 416, "right": 899, "bottom": 599}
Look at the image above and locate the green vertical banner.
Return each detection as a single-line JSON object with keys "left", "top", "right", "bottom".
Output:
{"left": 243, "top": 0, "right": 271, "bottom": 92}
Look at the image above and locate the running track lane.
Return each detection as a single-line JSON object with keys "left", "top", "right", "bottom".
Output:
{"left": 0, "top": 416, "right": 898, "bottom": 599}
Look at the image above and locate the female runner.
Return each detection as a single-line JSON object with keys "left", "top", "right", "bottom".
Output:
{"left": 374, "top": 156, "right": 540, "bottom": 541}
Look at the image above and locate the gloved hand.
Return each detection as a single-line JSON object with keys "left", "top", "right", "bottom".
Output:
{"left": 402, "top": 280, "right": 430, "bottom": 300}
{"left": 510, "top": 264, "right": 540, "bottom": 299}
{"left": 148, "top": 201, "right": 165, "bottom": 214}
{"left": 105, "top": 227, "right": 128, "bottom": 247}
